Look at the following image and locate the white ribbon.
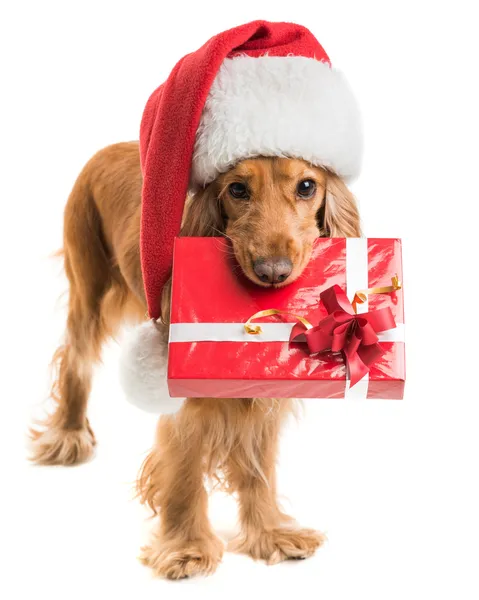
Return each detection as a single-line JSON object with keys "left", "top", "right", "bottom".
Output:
{"left": 169, "top": 321, "right": 405, "bottom": 344}
{"left": 345, "top": 238, "right": 369, "bottom": 397}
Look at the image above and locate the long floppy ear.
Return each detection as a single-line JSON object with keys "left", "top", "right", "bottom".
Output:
{"left": 318, "top": 172, "right": 362, "bottom": 237}
{"left": 179, "top": 184, "right": 226, "bottom": 237}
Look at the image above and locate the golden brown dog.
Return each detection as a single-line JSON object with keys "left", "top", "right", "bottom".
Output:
{"left": 30, "top": 141, "right": 361, "bottom": 579}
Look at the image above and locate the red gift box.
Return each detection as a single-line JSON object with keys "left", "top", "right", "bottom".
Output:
{"left": 167, "top": 238, "right": 405, "bottom": 399}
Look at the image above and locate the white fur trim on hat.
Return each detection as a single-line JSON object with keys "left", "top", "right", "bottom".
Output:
{"left": 191, "top": 55, "right": 362, "bottom": 187}
{"left": 119, "top": 320, "right": 185, "bottom": 415}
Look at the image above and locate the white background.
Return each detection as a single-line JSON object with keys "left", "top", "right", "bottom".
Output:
{"left": 1, "top": 1, "right": 478, "bottom": 598}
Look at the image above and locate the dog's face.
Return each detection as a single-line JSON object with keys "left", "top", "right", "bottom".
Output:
{"left": 219, "top": 158, "right": 326, "bottom": 287}
{"left": 182, "top": 157, "right": 361, "bottom": 286}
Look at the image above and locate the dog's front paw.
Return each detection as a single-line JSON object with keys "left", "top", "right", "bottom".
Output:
{"left": 140, "top": 534, "right": 224, "bottom": 579}
{"left": 229, "top": 527, "right": 325, "bottom": 565}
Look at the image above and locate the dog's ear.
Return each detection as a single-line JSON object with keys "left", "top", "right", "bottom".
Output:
{"left": 317, "top": 172, "right": 362, "bottom": 237}
{"left": 179, "top": 184, "right": 226, "bottom": 237}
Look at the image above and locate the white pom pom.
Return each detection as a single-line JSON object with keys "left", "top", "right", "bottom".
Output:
{"left": 119, "top": 320, "right": 185, "bottom": 415}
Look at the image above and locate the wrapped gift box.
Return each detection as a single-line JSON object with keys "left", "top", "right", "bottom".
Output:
{"left": 167, "top": 237, "right": 405, "bottom": 399}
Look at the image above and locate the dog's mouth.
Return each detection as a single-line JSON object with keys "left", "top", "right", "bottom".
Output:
{"left": 247, "top": 269, "right": 296, "bottom": 289}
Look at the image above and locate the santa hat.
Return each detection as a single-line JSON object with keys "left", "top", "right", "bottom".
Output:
{"left": 140, "top": 19, "right": 362, "bottom": 320}
{"left": 121, "top": 20, "right": 362, "bottom": 414}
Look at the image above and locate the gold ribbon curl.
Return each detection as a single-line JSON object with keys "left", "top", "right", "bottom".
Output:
{"left": 351, "top": 274, "right": 402, "bottom": 313}
{"left": 244, "top": 309, "right": 313, "bottom": 335}
{"left": 244, "top": 275, "right": 402, "bottom": 335}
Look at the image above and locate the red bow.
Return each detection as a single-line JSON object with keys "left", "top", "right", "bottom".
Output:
{"left": 290, "top": 285, "right": 397, "bottom": 387}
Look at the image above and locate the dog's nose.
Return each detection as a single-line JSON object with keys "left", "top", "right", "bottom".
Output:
{"left": 253, "top": 257, "right": 293, "bottom": 284}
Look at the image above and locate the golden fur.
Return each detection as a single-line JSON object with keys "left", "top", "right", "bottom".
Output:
{"left": 30, "top": 141, "right": 361, "bottom": 578}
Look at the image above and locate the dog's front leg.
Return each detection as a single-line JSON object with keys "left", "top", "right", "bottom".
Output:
{"left": 137, "top": 404, "right": 223, "bottom": 579}
{"left": 227, "top": 399, "right": 325, "bottom": 564}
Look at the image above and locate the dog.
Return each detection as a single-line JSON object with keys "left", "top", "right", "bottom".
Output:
{"left": 29, "top": 140, "right": 361, "bottom": 578}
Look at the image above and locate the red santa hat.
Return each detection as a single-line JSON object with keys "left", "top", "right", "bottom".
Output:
{"left": 121, "top": 20, "right": 362, "bottom": 414}
{"left": 139, "top": 20, "right": 362, "bottom": 321}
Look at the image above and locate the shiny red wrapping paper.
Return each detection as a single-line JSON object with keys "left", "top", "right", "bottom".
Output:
{"left": 167, "top": 237, "right": 405, "bottom": 399}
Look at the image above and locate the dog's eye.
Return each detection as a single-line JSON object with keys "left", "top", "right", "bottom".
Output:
{"left": 228, "top": 182, "right": 249, "bottom": 199}
{"left": 297, "top": 179, "right": 316, "bottom": 199}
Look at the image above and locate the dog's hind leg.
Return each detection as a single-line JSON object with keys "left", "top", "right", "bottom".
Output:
{"left": 29, "top": 172, "right": 127, "bottom": 465}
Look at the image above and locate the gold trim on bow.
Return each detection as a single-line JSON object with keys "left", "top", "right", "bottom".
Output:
{"left": 351, "top": 274, "right": 402, "bottom": 313}
{"left": 244, "top": 274, "right": 402, "bottom": 334}
{"left": 244, "top": 309, "right": 313, "bottom": 335}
